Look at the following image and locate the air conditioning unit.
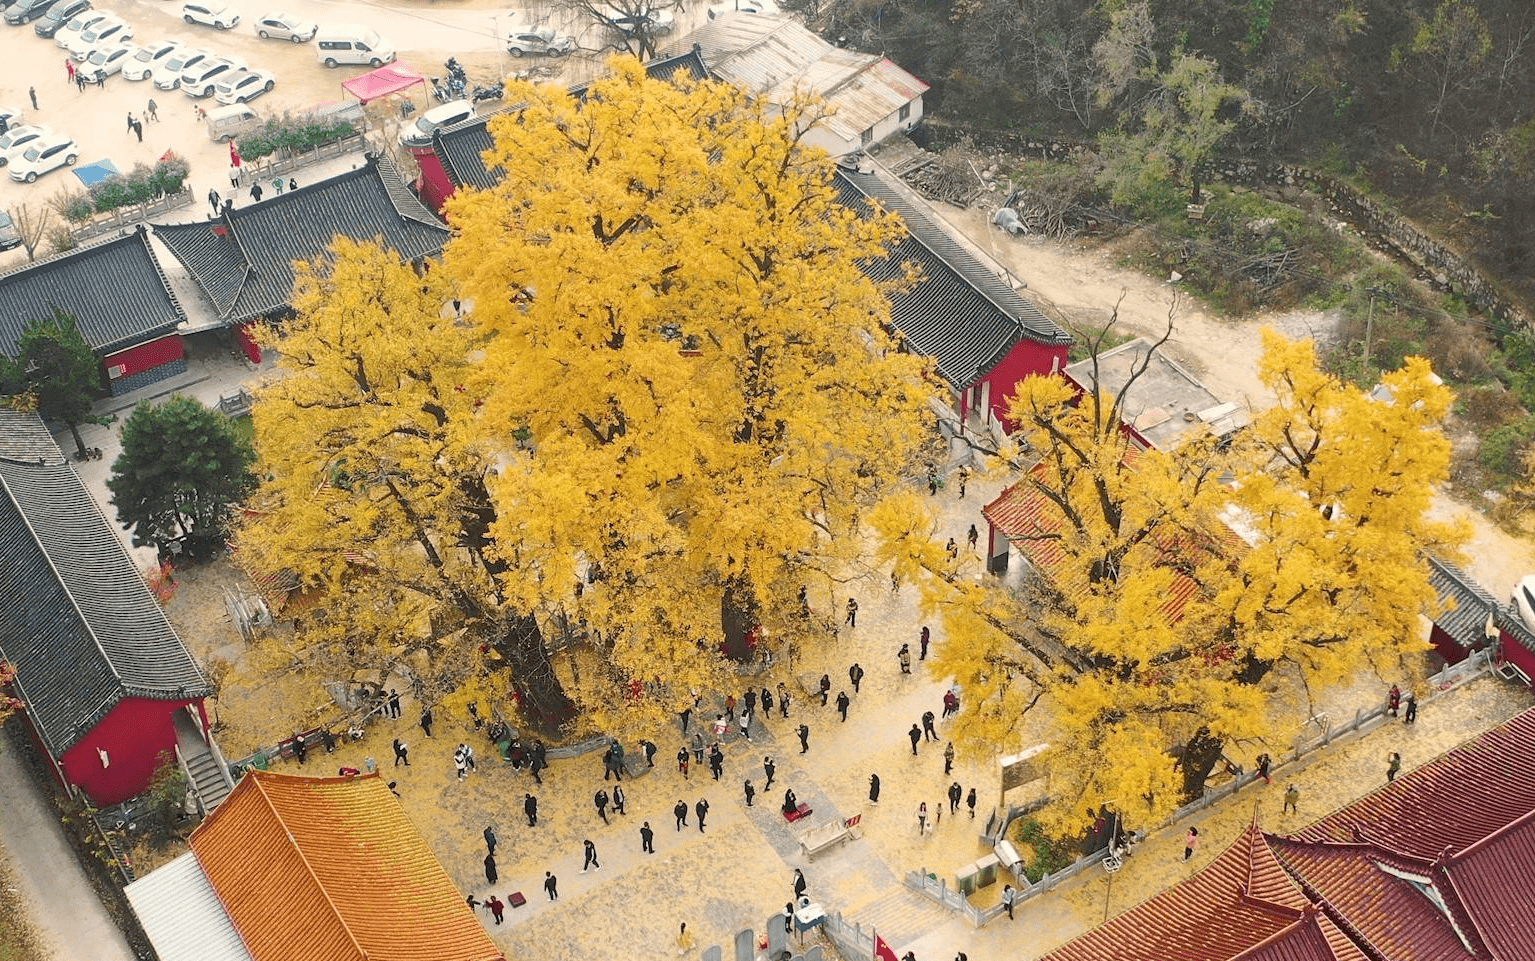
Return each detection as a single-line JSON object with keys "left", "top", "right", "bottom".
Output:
{"left": 106, "top": 364, "right": 127, "bottom": 379}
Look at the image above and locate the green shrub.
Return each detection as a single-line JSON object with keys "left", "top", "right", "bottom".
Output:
{"left": 84, "top": 155, "right": 192, "bottom": 216}
{"left": 1479, "top": 416, "right": 1535, "bottom": 484}
{"left": 239, "top": 114, "right": 358, "bottom": 162}
{"left": 1010, "top": 817, "right": 1075, "bottom": 883}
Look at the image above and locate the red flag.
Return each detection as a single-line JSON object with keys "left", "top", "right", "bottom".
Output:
{"left": 873, "top": 933, "right": 899, "bottom": 961}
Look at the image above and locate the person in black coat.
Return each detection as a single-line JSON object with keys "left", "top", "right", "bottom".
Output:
{"left": 869, "top": 773, "right": 881, "bottom": 803}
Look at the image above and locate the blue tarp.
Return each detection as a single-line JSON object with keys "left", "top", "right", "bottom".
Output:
{"left": 73, "top": 159, "right": 120, "bottom": 187}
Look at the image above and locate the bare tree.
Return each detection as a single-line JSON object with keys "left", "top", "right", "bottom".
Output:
{"left": 556, "top": 0, "right": 680, "bottom": 61}
{"left": 10, "top": 202, "right": 54, "bottom": 263}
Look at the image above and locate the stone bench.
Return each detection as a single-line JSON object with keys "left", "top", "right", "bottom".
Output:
{"left": 799, "top": 813, "right": 861, "bottom": 859}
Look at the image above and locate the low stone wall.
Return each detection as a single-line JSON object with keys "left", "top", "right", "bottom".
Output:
{"left": 917, "top": 118, "right": 1531, "bottom": 332}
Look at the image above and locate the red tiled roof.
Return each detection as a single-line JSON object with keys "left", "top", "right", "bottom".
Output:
{"left": 982, "top": 459, "right": 1234, "bottom": 623}
{"left": 1290, "top": 707, "right": 1535, "bottom": 858}
{"left": 1036, "top": 822, "right": 1311, "bottom": 961}
{"left": 1229, "top": 912, "right": 1371, "bottom": 961}
{"left": 1267, "top": 837, "right": 1479, "bottom": 961}
{"left": 190, "top": 771, "right": 501, "bottom": 961}
{"left": 1439, "top": 811, "right": 1535, "bottom": 960}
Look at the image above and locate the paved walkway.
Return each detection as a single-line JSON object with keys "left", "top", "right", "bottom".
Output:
{"left": 0, "top": 742, "right": 135, "bottom": 961}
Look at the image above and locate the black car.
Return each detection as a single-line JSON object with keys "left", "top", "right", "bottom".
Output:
{"left": 33, "top": 0, "right": 88, "bottom": 35}
{"left": 4, "top": 0, "right": 54, "bottom": 24}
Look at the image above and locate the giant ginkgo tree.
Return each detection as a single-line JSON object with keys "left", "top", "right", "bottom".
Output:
{"left": 243, "top": 61, "right": 931, "bottom": 735}
{"left": 881, "top": 324, "right": 1462, "bottom": 833}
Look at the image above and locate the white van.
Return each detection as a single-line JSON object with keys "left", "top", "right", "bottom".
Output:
{"left": 206, "top": 103, "right": 261, "bottom": 142}
{"left": 315, "top": 25, "right": 395, "bottom": 68}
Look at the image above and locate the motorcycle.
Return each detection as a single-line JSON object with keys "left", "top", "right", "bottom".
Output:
{"left": 471, "top": 81, "right": 504, "bottom": 104}
{"left": 430, "top": 75, "right": 466, "bottom": 103}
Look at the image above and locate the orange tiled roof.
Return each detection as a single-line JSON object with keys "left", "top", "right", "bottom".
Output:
{"left": 982, "top": 459, "right": 1235, "bottom": 623}
{"left": 190, "top": 771, "right": 501, "bottom": 961}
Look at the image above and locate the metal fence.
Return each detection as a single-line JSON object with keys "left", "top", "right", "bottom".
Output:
{"left": 905, "top": 646, "right": 1497, "bottom": 926}
{"left": 239, "top": 135, "right": 366, "bottom": 183}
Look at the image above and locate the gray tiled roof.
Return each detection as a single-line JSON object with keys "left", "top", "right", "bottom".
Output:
{"left": 0, "top": 227, "right": 184, "bottom": 356}
{"left": 0, "top": 410, "right": 209, "bottom": 757}
{"left": 436, "top": 49, "right": 711, "bottom": 192}
{"left": 153, "top": 156, "right": 447, "bottom": 323}
{"left": 1427, "top": 554, "right": 1499, "bottom": 647}
{"left": 832, "top": 163, "right": 1072, "bottom": 389}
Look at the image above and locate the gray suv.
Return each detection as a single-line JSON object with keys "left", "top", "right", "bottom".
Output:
{"left": 33, "top": 0, "right": 88, "bottom": 35}
{"left": 5, "top": 0, "right": 59, "bottom": 25}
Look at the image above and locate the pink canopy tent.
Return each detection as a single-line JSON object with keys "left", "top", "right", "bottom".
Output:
{"left": 341, "top": 62, "right": 426, "bottom": 105}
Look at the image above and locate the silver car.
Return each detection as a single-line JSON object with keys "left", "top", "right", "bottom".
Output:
{"left": 253, "top": 11, "right": 315, "bottom": 42}
{"left": 181, "top": 56, "right": 245, "bottom": 98}
{"left": 506, "top": 26, "right": 575, "bottom": 57}
{"left": 123, "top": 40, "right": 183, "bottom": 82}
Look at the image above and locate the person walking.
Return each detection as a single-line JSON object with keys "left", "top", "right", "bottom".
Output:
{"left": 797, "top": 724, "right": 810, "bottom": 754}
{"left": 146, "top": 97, "right": 157, "bottom": 122}
{"left": 1256, "top": 753, "right": 1272, "bottom": 784}
{"left": 453, "top": 746, "right": 467, "bottom": 781}
{"left": 487, "top": 895, "right": 504, "bottom": 925}
{"left": 1387, "top": 683, "right": 1401, "bottom": 717}
{"left": 207, "top": 188, "right": 221, "bottom": 215}
{"left": 948, "top": 781, "right": 962, "bottom": 814}
{"left": 594, "top": 789, "right": 610, "bottom": 824}
{"left": 640, "top": 821, "right": 655, "bottom": 853}
{"left": 967, "top": 523, "right": 979, "bottom": 550}
{"left": 524, "top": 793, "right": 538, "bottom": 826}
{"left": 387, "top": 689, "right": 401, "bottom": 718}
{"left": 94, "top": 71, "right": 104, "bottom": 89}
{"left": 132, "top": 119, "right": 143, "bottom": 143}
{"left": 677, "top": 747, "right": 690, "bottom": 779}
{"left": 65, "top": 60, "right": 75, "bottom": 83}
{"left": 544, "top": 871, "right": 558, "bottom": 901}
{"left": 743, "top": 779, "right": 755, "bottom": 807}
{"left": 739, "top": 706, "right": 753, "bottom": 741}
{"left": 779, "top": 687, "right": 791, "bottom": 719}
{"left": 483, "top": 852, "right": 497, "bottom": 884}
{"left": 919, "top": 626, "right": 930, "bottom": 660}
{"left": 898, "top": 644, "right": 912, "bottom": 674}
{"left": 1283, "top": 784, "right": 1300, "bottom": 814}
{"left": 923, "top": 710, "right": 938, "bottom": 742}
{"left": 1183, "top": 827, "right": 1199, "bottom": 861}
{"left": 691, "top": 733, "right": 705, "bottom": 765}
{"left": 763, "top": 756, "right": 776, "bottom": 790}
{"left": 76, "top": 72, "right": 86, "bottom": 93}
{"left": 529, "top": 740, "right": 546, "bottom": 784}
{"left": 250, "top": 182, "right": 264, "bottom": 203}
{"left": 1404, "top": 694, "right": 1418, "bottom": 724}
{"left": 869, "top": 773, "right": 881, "bottom": 803}
{"left": 483, "top": 824, "right": 498, "bottom": 855}
{"left": 944, "top": 741, "right": 955, "bottom": 776}
{"left": 966, "top": 787, "right": 977, "bottom": 818}
{"left": 674, "top": 799, "right": 689, "bottom": 830}
{"left": 1387, "top": 751, "right": 1401, "bottom": 783}
{"left": 419, "top": 707, "right": 433, "bottom": 737}
{"left": 392, "top": 738, "right": 409, "bottom": 767}
{"left": 582, "top": 839, "right": 600, "bottom": 872}
{"left": 677, "top": 922, "right": 696, "bottom": 956}
{"left": 793, "top": 868, "right": 807, "bottom": 898}
{"left": 642, "top": 738, "right": 657, "bottom": 767}
{"left": 28, "top": 87, "right": 38, "bottom": 111}
{"left": 836, "top": 691, "right": 850, "bottom": 722}
{"left": 845, "top": 597, "right": 858, "bottom": 627}
{"left": 818, "top": 674, "right": 831, "bottom": 707}
{"left": 695, "top": 798, "right": 709, "bottom": 833}
{"left": 909, "top": 724, "right": 922, "bottom": 756}
{"left": 917, "top": 801, "right": 928, "bottom": 835}
{"left": 849, "top": 663, "right": 864, "bottom": 693}
{"left": 126, "top": 112, "right": 135, "bottom": 133}
{"left": 708, "top": 743, "right": 724, "bottom": 780}
{"left": 761, "top": 686, "right": 774, "bottom": 717}
{"left": 680, "top": 704, "right": 692, "bottom": 734}
{"left": 288, "top": 177, "right": 298, "bottom": 192}
{"left": 1001, "top": 884, "right": 1016, "bottom": 920}
{"left": 613, "top": 784, "right": 627, "bottom": 816}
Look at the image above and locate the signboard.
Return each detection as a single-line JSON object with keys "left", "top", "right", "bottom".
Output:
{"left": 999, "top": 743, "right": 1050, "bottom": 794}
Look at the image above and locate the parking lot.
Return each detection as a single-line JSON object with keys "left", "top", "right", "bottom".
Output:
{"left": 0, "top": 0, "right": 723, "bottom": 272}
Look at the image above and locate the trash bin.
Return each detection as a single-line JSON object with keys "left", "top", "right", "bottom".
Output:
{"left": 995, "top": 839, "right": 1023, "bottom": 872}
{"left": 956, "top": 862, "right": 979, "bottom": 896}
{"left": 976, "top": 853, "right": 1000, "bottom": 888}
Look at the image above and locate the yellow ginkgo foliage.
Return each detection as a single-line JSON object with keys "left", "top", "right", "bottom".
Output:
{"left": 245, "top": 62, "right": 931, "bottom": 737}
{"left": 886, "top": 327, "right": 1461, "bottom": 834}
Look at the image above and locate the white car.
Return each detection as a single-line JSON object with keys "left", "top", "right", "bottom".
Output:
{"left": 707, "top": 0, "right": 778, "bottom": 18}
{"left": 253, "top": 11, "right": 314, "bottom": 42}
{"left": 152, "top": 48, "right": 209, "bottom": 89}
{"left": 0, "top": 125, "right": 50, "bottom": 168}
{"left": 9, "top": 134, "right": 79, "bottom": 183}
{"left": 65, "top": 15, "right": 131, "bottom": 59}
{"left": 506, "top": 26, "right": 576, "bottom": 57}
{"left": 122, "top": 40, "right": 183, "bottom": 82}
{"left": 398, "top": 99, "right": 475, "bottom": 147}
{"left": 0, "top": 107, "right": 23, "bottom": 132}
{"left": 181, "top": 1, "right": 238, "bottom": 29}
{"left": 181, "top": 56, "right": 245, "bottom": 98}
{"left": 79, "top": 42, "right": 135, "bottom": 81}
{"left": 214, "top": 68, "right": 275, "bottom": 105}
{"left": 54, "top": 9, "right": 108, "bottom": 48}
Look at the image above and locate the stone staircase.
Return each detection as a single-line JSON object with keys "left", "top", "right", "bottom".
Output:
{"left": 844, "top": 885, "right": 956, "bottom": 951}
{"left": 174, "top": 711, "right": 234, "bottom": 814}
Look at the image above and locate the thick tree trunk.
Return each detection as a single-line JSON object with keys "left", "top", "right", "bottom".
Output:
{"left": 720, "top": 576, "right": 759, "bottom": 663}
{"left": 493, "top": 612, "right": 576, "bottom": 735}
{"left": 1178, "top": 726, "right": 1225, "bottom": 802}
{"left": 67, "top": 421, "right": 86, "bottom": 459}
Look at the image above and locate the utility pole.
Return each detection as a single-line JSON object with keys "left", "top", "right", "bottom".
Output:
{"left": 1362, "top": 292, "right": 1376, "bottom": 372}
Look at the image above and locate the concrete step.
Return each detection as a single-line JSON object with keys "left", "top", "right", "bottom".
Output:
{"left": 846, "top": 885, "right": 956, "bottom": 950}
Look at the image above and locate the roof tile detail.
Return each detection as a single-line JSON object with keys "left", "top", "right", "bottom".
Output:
{"left": 154, "top": 157, "right": 447, "bottom": 323}
{"left": 191, "top": 771, "right": 501, "bottom": 961}
{"left": 0, "top": 409, "right": 209, "bottom": 755}
{"left": 1427, "top": 554, "right": 1499, "bottom": 648}
{"left": 0, "top": 228, "right": 184, "bottom": 355}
